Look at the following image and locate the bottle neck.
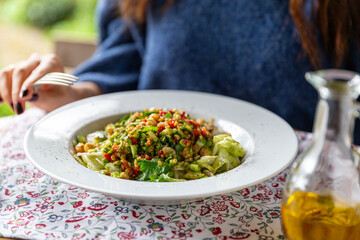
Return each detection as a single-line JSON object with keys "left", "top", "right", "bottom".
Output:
{"left": 313, "top": 93, "right": 354, "bottom": 148}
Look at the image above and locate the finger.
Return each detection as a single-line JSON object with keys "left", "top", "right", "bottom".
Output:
{"left": 0, "top": 65, "right": 15, "bottom": 110}
{"left": 21, "top": 54, "right": 64, "bottom": 101}
{"left": 12, "top": 55, "right": 41, "bottom": 114}
{"left": 13, "top": 53, "right": 41, "bottom": 100}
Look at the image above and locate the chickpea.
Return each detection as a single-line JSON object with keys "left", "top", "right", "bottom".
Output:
{"left": 146, "top": 119, "right": 157, "bottom": 126}
{"left": 133, "top": 112, "right": 140, "bottom": 119}
{"left": 200, "top": 147, "right": 211, "bottom": 156}
{"left": 169, "top": 159, "right": 177, "bottom": 165}
{"left": 174, "top": 113, "right": 181, "bottom": 120}
{"left": 84, "top": 142, "right": 95, "bottom": 152}
{"left": 145, "top": 138, "right": 153, "bottom": 146}
{"left": 180, "top": 148, "right": 192, "bottom": 159}
{"left": 196, "top": 119, "right": 205, "bottom": 124}
{"left": 149, "top": 113, "right": 160, "bottom": 121}
{"left": 105, "top": 124, "right": 114, "bottom": 135}
{"left": 75, "top": 143, "right": 85, "bottom": 153}
{"left": 162, "top": 146, "right": 176, "bottom": 156}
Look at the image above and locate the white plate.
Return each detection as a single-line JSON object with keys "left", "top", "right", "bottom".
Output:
{"left": 24, "top": 90, "right": 298, "bottom": 205}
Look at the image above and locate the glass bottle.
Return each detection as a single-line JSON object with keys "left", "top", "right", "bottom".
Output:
{"left": 281, "top": 69, "right": 360, "bottom": 240}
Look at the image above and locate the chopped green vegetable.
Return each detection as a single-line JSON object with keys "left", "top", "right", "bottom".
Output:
{"left": 141, "top": 126, "right": 158, "bottom": 132}
{"left": 143, "top": 111, "right": 159, "bottom": 116}
{"left": 164, "top": 112, "right": 173, "bottom": 119}
{"left": 130, "top": 145, "right": 138, "bottom": 158}
{"left": 183, "top": 172, "right": 205, "bottom": 180}
{"left": 189, "top": 164, "right": 200, "bottom": 172}
{"left": 147, "top": 131, "right": 159, "bottom": 142}
{"left": 77, "top": 135, "right": 87, "bottom": 143}
{"left": 160, "top": 128, "right": 173, "bottom": 136}
{"left": 118, "top": 114, "right": 130, "bottom": 124}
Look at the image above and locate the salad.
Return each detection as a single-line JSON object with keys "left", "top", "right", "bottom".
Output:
{"left": 72, "top": 108, "right": 246, "bottom": 182}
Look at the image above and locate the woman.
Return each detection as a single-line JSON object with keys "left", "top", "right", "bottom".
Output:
{"left": 0, "top": 0, "right": 359, "bottom": 138}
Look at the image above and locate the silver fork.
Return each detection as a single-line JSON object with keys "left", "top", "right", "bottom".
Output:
{"left": 33, "top": 72, "right": 78, "bottom": 92}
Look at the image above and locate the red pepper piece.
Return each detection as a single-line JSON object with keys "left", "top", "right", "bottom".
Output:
{"left": 185, "top": 119, "right": 200, "bottom": 127}
{"left": 201, "top": 127, "right": 208, "bottom": 137}
{"left": 193, "top": 128, "right": 200, "bottom": 136}
{"left": 167, "top": 119, "right": 176, "bottom": 128}
{"left": 129, "top": 136, "right": 137, "bottom": 145}
{"left": 104, "top": 153, "right": 113, "bottom": 162}
{"left": 159, "top": 111, "right": 166, "bottom": 116}
{"left": 183, "top": 139, "right": 190, "bottom": 147}
{"left": 121, "top": 159, "right": 129, "bottom": 168}
{"left": 158, "top": 125, "right": 165, "bottom": 133}
{"left": 133, "top": 167, "right": 139, "bottom": 175}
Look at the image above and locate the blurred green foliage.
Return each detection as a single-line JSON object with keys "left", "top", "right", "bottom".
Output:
{"left": 26, "top": 0, "right": 75, "bottom": 28}
{"left": 0, "top": 0, "right": 98, "bottom": 38}
{"left": 0, "top": 104, "right": 14, "bottom": 117}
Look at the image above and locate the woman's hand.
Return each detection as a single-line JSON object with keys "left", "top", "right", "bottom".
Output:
{"left": 0, "top": 53, "right": 102, "bottom": 114}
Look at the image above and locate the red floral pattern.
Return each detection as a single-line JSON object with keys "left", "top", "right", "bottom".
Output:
{"left": 0, "top": 109, "right": 314, "bottom": 239}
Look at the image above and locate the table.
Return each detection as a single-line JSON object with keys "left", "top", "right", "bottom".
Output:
{"left": 0, "top": 108, "right": 311, "bottom": 240}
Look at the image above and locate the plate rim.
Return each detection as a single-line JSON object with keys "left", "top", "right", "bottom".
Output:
{"left": 24, "top": 89, "right": 298, "bottom": 201}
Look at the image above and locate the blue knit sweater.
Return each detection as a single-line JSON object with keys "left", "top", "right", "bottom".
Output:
{"left": 73, "top": 0, "right": 360, "bottom": 141}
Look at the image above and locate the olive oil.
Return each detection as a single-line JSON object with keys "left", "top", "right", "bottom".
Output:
{"left": 281, "top": 191, "right": 360, "bottom": 240}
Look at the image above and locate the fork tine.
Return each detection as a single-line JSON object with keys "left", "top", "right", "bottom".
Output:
{"left": 45, "top": 75, "right": 77, "bottom": 82}
{"left": 36, "top": 77, "right": 75, "bottom": 85}
{"left": 32, "top": 72, "right": 78, "bottom": 94}
{"left": 33, "top": 80, "right": 72, "bottom": 86}
{"left": 46, "top": 72, "right": 78, "bottom": 81}
{"left": 47, "top": 72, "right": 78, "bottom": 78}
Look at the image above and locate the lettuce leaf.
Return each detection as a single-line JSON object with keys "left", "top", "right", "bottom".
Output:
{"left": 157, "top": 173, "right": 186, "bottom": 182}
{"left": 79, "top": 152, "right": 105, "bottom": 171}
{"left": 213, "top": 134, "right": 245, "bottom": 157}
{"left": 136, "top": 159, "right": 172, "bottom": 181}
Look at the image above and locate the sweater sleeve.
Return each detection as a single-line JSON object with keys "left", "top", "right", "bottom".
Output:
{"left": 72, "top": 0, "right": 144, "bottom": 93}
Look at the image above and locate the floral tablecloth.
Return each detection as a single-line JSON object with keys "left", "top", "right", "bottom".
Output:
{"left": 0, "top": 108, "right": 311, "bottom": 240}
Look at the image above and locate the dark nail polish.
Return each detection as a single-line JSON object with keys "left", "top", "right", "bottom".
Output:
{"left": 15, "top": 102, "right": 23, "bottom": 115}
{"left": 29, "top": 93, "right": 39, "bottom": 102}
{"left": 19, "top": 88, "right": 29, "bottom": 98}
{"left": 10, "top": 102, "right": 14, "bottom": 113}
